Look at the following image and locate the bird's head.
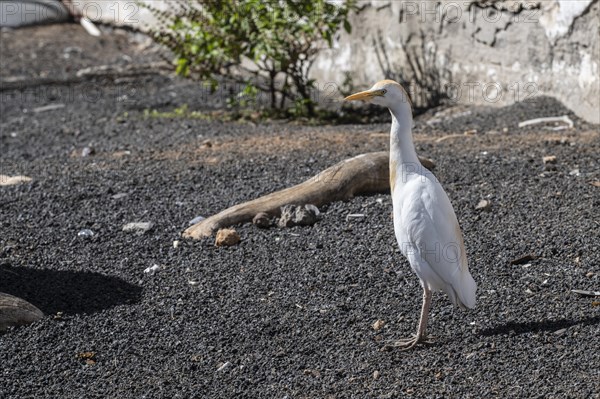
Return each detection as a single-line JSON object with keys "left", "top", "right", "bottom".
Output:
{"left": 344, "top": 79, "right": 412, "bottom": 110}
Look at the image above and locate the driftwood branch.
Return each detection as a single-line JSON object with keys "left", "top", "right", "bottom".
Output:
{"left": 183, "top": 152, "right": 434, "bottom": 239}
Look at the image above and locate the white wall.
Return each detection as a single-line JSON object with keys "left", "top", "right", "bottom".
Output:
{"left": 72, "top": 0, "right": 599, "bottom": 123}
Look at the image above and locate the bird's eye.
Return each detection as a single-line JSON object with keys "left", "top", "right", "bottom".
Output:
{"left": 381, "top": 89, "right": 387, "bottom": 95}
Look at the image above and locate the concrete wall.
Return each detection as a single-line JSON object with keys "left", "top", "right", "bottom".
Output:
{"left": 72, "top": 0, "right": 599, "bottom": 123}
{"left": 315, "top": 0, "right": 599, "bottom": 123}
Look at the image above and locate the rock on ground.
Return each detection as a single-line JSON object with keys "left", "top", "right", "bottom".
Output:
{"left": 0, "top": 293, "right": 44, "bottom": 332}
{"left": 215, "top": 228, "right": 241, "bottom": 247}
{"left": 252, "top": 212, "right": 272, "bottom": 228}
{"left": 122, "top": 222, "right": 154, "bottom": 235}
{"left": 278, "top": 204, "right": 320, "bottom": 227}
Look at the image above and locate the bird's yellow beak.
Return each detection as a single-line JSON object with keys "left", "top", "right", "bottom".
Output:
{"left": 344, "top": 89, "right": 385, "bottom": 102}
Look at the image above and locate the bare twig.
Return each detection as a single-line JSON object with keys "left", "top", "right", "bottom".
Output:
{"left": 518, "top": 115, "right": 574, "bottom": 129}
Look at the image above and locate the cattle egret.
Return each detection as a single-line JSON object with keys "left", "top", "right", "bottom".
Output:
{"left": 345, "top": 80, "right": 477, "bottom": 349}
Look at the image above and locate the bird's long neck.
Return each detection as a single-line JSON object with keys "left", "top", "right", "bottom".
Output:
{"left": 389, "top": 103, "right": 418, "bottom": 166}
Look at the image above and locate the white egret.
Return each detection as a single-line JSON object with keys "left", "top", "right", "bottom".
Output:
{"left": 345, "top": 80, "right": 476, "bottom": 349}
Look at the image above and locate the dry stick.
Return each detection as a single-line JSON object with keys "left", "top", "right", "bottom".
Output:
{"left": 435, "top": 133, "right": 468, "bottom": 143}
{"left": 183, "top": 152, "right": 435, "bottom": 239}
{"left": 518, "top": 115, "right": 574, "bottom": 129}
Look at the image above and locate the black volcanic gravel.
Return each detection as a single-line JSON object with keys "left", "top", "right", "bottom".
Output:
{"left": 1, "top": 24, "right": 600, "bottom": 399}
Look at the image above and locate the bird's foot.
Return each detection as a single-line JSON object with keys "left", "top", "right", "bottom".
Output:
{"left": 380, "top": 334, "right": 435, "bottom": 351}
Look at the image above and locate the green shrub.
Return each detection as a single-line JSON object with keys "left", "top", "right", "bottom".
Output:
{"left": 142, "top": 0, "right": 356, "bottom": 116}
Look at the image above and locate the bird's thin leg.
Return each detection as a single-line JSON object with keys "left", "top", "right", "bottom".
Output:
{"left": 387, "top": 286, "right": 433, "bottom": 350}
{"left": 415, "top": 287, "right": 432, "bottom": 341}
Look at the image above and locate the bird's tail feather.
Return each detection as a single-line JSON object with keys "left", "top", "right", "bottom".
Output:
{"left": 455, "top": 271, "right": 477, "bottom": 309}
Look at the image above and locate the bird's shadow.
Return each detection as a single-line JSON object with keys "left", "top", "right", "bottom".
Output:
{"left": 478, "top": 315, "right": 600, "bottom": 337}
{"left": 0, "top": 263, "right": 142, "bottom": 315}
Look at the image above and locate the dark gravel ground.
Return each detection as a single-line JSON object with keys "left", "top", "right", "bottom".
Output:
{"left": 1, "top": 24, "right": 599, "bottom": 399}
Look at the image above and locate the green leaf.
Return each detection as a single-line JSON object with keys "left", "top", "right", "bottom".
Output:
{"left": 175, "top": 58, "right": 189, "bottom": 76}
{"left": 343, "top": 19, "right": 352, "bottom": 34}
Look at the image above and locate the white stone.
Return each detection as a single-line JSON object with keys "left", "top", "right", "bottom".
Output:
{"left": 144, "top": 264, "right": 160, "bottom": 274}
{"left": 0, "top": 175, "right": 32, "bottom": 186}
{"left": 122, "top": 222, "right": 154, "bottom": 234}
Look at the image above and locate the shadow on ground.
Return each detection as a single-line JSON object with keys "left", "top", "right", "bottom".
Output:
{"left": 0, "top": 263, "right": 142, "bottom": 315}
{"left": 479, "top": 316, "right": 600, "bottom": 337}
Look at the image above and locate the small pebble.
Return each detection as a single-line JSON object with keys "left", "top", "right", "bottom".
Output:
{"left": 278, "top": 204, "right": 320, "bottom": 227}
{"left": 77, "top": 229, "right": 95, "bottom": 239}
{"left": 143, "top": 264, "right": 160, "bottom": 274}
{"left": 216, "top": 361, "right": 231, "bottom": 372}
{"left": 81, "top": 147, "right": 94, "bottom": 157}
{"left": 253, "top": 212, "right": 271, "bottom": 228}
{"left": 475, "top": 200, "right": 491, "bottom": 211}
{"left": 111, "top": 193, "right": 128, "bottom": 199}
{"left": 372, "top": 319, "right": 385, "bottom": 331}
{"left": 173, "top": 240, "right": 180, "bottom": 249}
{"left": 542, "top": 155, "right": 557, "bottom": 171}
{"left": 215, "top": 228, "right": 241, "bottom": 247}
{"left": 188, "top": 216, "right": 206, "bottom": 225}
{"left": 346, "top": 213, "right": 365, "bottom": 221}
{"left": 122, "top": 222, "right": 153, "bottom": 234}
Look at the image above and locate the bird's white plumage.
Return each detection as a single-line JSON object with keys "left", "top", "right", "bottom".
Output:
{"left": 345, "top": 79, "right": 476, "bottom": 348}
{"left": 392, "top": 167, "right": 476, "bottom": 309}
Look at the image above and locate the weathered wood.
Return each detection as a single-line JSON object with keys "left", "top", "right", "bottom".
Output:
{"left": 183, "top": 151, "right": 434, "bottom": 239}
{"left": 0, "top": 293, "right": 44, "bottom": 332}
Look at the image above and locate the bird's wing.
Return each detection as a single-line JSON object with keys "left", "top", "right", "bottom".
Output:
{"left": 400, "top": 177, "right": 476, "bottom": 308}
